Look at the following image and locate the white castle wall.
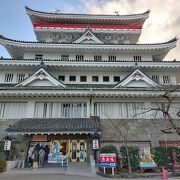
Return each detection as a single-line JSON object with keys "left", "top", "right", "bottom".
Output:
{"left": 0, "top": 97, "right": 180, "bottom": 119}
{"left": 23, "top": 52, "right": 152, "bottom": 61}
{"left": 0, "top": 69, "right": 177, "bottom": 85}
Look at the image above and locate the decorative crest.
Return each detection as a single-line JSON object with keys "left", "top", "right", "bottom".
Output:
{"left": 114, "top": 10, "right": 119, "bottom": 15}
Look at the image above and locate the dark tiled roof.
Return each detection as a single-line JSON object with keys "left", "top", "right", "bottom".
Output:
{"left": 0, "top": 58, "right": 179, "bottom": 62}
{"left": 6, "top": 117, "right": 101, "bottom": 133}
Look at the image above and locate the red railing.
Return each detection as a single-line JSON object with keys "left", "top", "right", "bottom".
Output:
{"left": 33, "top": 23, "right": 142, "bottom": 31}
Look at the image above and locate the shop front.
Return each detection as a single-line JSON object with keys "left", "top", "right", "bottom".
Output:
{"left": 30, "top": 135, "right": 88, "bottom": 163}
{"left": 5, "top": 117, "right": 101, "bottom": 164}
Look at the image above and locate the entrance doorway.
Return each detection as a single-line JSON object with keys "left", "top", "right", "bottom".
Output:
{"left": 61, "top": 142, "right": 67, "bottom": 155}
{"left": 71, "top": 141, "right": 77, "bottom": 162}
{"left": 70, "top": 140, "right": 87, "bottom": 162}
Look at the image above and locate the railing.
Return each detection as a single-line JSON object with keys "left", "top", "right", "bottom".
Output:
{"left": 33, "top": 23, "right": 142, "bottom": 31}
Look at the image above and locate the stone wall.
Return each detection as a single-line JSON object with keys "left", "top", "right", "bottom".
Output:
{"left": 100, "top": 118, "right": 180, "bottom": 147}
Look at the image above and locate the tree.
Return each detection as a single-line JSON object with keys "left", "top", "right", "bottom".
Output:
{"left": 141, "top": 85, "right": 180, "bottom": 136}
{"left": 107, "top": 117, "right": 132, "bottom": 173}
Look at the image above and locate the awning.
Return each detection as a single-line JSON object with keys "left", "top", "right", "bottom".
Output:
{"left": 6, "top": 117, "right": 101, "bottom": 135}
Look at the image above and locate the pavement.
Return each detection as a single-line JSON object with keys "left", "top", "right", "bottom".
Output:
{"left": 2, "top": 162, "right": 98, "bottom": 177}
{"left": 2, "top": 163, "right": 180, "bottom": 180}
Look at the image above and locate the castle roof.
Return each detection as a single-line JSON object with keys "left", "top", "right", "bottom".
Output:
{"left": 25, "top": 6, "right": 150, "bottom": 26}
{"left": 0, "top": 35, "right": 177, "bottom": 61}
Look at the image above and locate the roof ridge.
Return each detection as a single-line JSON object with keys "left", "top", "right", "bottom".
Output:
{"left": 25, "top": 6, "right": 150, "bottom": 17}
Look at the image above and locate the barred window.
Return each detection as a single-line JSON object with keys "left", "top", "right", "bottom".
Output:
{"left": 76, "top": 55, "right": 84, "bottom": 61}
{"left": 163, "top": 75, "right": 171, "bottom": 84}
{"left": 108, "top": 55, "right": 116, "bottom": 61}
{"left": 151, "top": 75, "right": 159, "bottom": 83}
{"left": 133, "top": 56, "right": 141, "bottom": 62}
{"left": 17, "top": 74, "right": 25, "bottom": 82}
{"left": 94, "top": 55, "right": 102, "bottom": 61}
{"left": 4, "top": 73, "right": 13, "bottom": 82}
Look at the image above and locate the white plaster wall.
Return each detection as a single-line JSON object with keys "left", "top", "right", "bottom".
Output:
{"left": 28, "top": 79, "right": 55, "bottom": 86}
{"left": 0, "top": 70, "right": 31, "bottom": 84}
{"left": 23, "top": 52, "right": 34, "bottom": 59}
{"left": 0, "top": 68, "right": 177, "bottom": 85}
{"left": 23, "top": 52, "right": 152, "bottom": 61}
{"left": 125, "top": 80, "right": 152, "bottom": 87}
{"left": 1, "top": 96, "right": 180, "bottom": 119}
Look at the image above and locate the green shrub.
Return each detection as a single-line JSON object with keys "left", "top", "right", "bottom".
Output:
{"left": 0, "top": 160, "right": 6, "bottom": 173}
{"left": 100, "top": 145, "right": 118, "bottom": 155}
{"left": 120, "top": 146, "right": 140, "bottom": 171}
{"left": 152, "top": 147, "right": 180, "bottom": 170}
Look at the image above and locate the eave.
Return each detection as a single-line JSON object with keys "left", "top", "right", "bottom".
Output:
{"left": 25, "top": 6, "right": 150, "bottom": 26}
{"left": 0, "top": 60, "right": 180, "bottom": 72}
{"left": 0, "top": 35, "right": 177, "bottom": 60}
{"left": 0, "top": 87, "right": 180, "bottom": 98}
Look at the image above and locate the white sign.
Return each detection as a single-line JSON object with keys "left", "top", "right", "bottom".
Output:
{"left": 93, "top": 139, "right": 99, "bottom": 149}
{"left": 4, "top": 140, "right": 11, "bottom": 151}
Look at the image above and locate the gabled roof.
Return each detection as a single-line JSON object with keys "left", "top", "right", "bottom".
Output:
{"left": 6, "top": 117, "right": 101, "bottom": 134}
{"left": 25, "top": 6, "right": 150, "bottom": 26}
{"left": 15, "top": 67, "right": 66, "bottom": 87}
{"left": 115, "top": 68, "right": 160, "bottom": 88}
{"left": 73, "top": 29, "right": 104, "bottom": 44}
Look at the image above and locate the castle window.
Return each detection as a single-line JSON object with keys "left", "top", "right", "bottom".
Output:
{"left": 108, "top": 55, "right": 116, "bottom": 61}
{"left": 152, "top": 75, "right": 159, "bottom": 83}
{"left": 69, "top": 76, "right": 76, "bottom": 81}
{"left": 80, "top": 76, "right": 87, "bottom": 82}
{"left": 163, "top": 75, "right": 171, "bottom": 84}
{"left": 133, "top": 56, "right": 141, "bottom": 62}
{"left": 35, "top": 54, "right": 43, "bottom": 60}
{"left": 17, "top": 74, "right": 25, "bottom": 82}
{"left": 61, "top": 55, "right": 69, "bottom": 61}
{"left": 92, "top": 76, "right": 99, "bottom": 82}
{"left": 114, "top": 76, "right": 120, "bottom": 82}
{"left": 4, "top": 73, "right": 13, "bottom": 82}
{"left": 76, "top": 55, "right": 84, "bottom": 61}
{"left": 103, "top": 76, "right": 109, "bottom": 82}
{"left": 58, "top": 75, "right": 65, "bottom": 81}
{"left": 94, "top": 55, "right": 102, "bottom": 61}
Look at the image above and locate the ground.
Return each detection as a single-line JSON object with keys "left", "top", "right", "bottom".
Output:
{"left": 0, "top": 174, "right": 180, "bottom": 180}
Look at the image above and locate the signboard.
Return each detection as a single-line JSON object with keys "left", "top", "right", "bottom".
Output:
{"left": 100, "top": 153, "right": 116, "bottom": 167}
{"left": 100, "top": 162, "right": 116, "bottom": 167}
{"left": 93, "top": 139, "right": 99, "bottom": 149}
{"left": 4, "top": 140, "right": 11, "bottom": 151}
{"left": 32, "top": 135, "right": 48, "bottom": 142}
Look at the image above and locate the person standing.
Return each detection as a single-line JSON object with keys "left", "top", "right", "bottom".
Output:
{"left": 17, "top": 149, "right": 25, "bottom": 169}
{"left": 28, "top": 145, "right": 34, "bottom": 167}
{"left": 32, "top": 149, "right": 39, "bottom": 170}
{"left": 39, "top": 147, "right": 45, "bottom": 167}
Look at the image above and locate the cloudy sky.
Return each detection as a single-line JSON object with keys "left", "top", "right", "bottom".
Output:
{"left": 0, "top": 0, "right": 179, "bottom": 60}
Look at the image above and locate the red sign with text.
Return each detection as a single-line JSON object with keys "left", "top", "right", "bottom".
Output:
{"left": 100, "top": 153, "right": 116, "bottom": 163}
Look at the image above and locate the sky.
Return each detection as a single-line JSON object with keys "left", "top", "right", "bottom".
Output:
{"left": 0, "top": 0, "right": 179, "bottom": 60}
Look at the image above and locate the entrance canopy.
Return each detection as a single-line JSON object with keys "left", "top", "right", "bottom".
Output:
{"left": 6, "top": 117, "right": 101, "bottom": 135}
